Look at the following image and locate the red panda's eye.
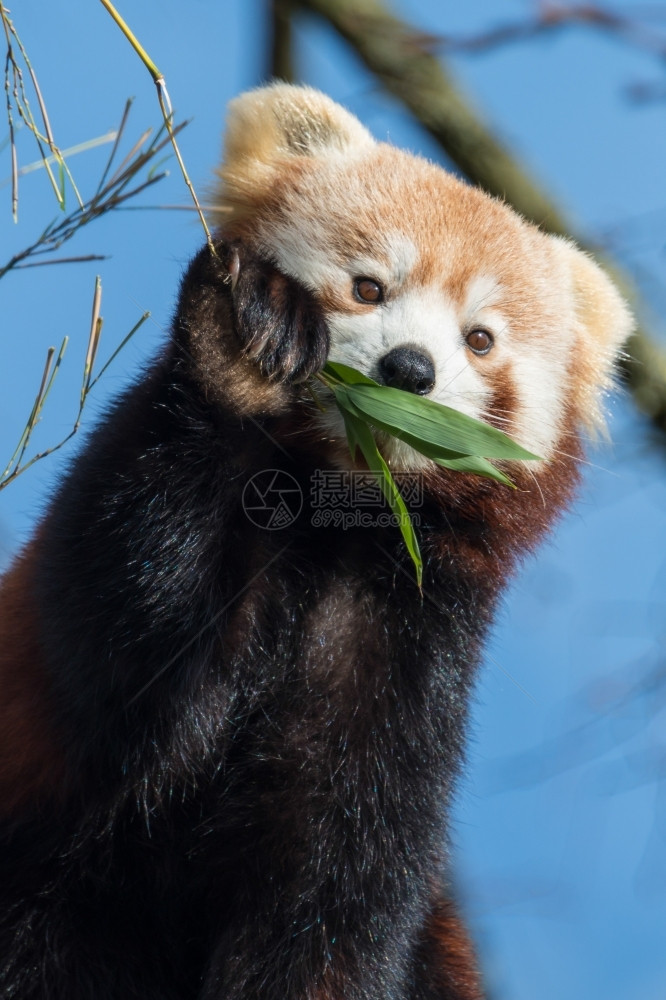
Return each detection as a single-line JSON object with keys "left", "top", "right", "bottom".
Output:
{"left": 466, "top": 329, "right": 494, "bottom": 355}
{"left": 354, "top": 278, "right": 383, "bottom": 304}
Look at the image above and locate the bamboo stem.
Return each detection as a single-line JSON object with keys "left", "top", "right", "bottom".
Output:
{"left": 98, "top": 0, "right": 216, "bottom": 254}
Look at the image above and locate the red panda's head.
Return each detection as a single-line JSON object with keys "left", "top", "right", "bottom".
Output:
{"left": 212, "top": 84, "right": 632, "bottom": 479}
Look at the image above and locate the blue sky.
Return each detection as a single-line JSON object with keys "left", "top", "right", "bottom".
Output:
{"left": 2, "top": 3, "right": 666, "bottom": 998}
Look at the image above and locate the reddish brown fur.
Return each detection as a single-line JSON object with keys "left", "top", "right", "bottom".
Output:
{"left": 311, "top": 965, "right": 351, "bottom": 1000}
{"left": 0, "top": 537, "right": 64, "bottom": 817}
{"left": 484, "top": 362, "right": 519, "bottom": 436}
{"left": 423, "top": 405, "right": 582, "bottom": 586}
{"left": 310, "top": 897, "right": 485, "bottom": 1000}
{"left": 415, "top": 896, "right": 485, "bottom": 1000}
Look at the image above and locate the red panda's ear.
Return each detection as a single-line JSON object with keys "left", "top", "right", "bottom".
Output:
{"left": 212, "top": 84, "right": 374, "bottom": 217}
{"left": 551, "top": 237, "right": 634, "bottom": 434}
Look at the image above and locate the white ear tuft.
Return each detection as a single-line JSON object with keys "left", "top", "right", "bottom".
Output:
{"left": 552, "top": 237, "right": 633, "bottom": 434}
{"left": 226, "top": 83, "right": 374, "bottom": 164}
{"left": 211, "top": 84, "right": 375, "bottom": 217}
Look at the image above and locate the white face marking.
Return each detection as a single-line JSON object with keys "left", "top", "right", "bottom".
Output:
{"left": 262, "top": 217, "right": 348, "bottom": 292}
{"left": 367, "top": 232, "right": 418, "bottom": 287}
{"left": 467, "top": 277, "right": 574, "bottom": 458}
{"left": 462, "top": 274, "right": 502, "bottom": 316}
{"left": 506, "top": 342, "right": 572, "bottom": 459}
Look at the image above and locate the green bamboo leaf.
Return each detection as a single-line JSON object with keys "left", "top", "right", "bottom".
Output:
{"left": 335, "top": 393, "right": 423, "bottom": 587}
{"left": 389, "top": 433, "right": 515, "bottom": 486}
{"left": 335, "top": 386, "right": 464, "bottom": 459}
{"left": 340, "top": 406, "right": 362, "bottom": 461}
{"left": 333, "top": 387, "right": 515, "bottom": 486}
{"left": 344, "top": 384, "right": 540, "bottom": 461}
{"left": 316, "top": 362, "right": 543, "bottom": 586}
{"left": 435, "top": 453, "right": 515, "bottom": 486}
{"left": 323, "top": 360, "right": 380, "bottom": 387}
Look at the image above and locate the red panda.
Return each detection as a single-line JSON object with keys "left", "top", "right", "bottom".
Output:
{"left": 0, "top": 84, "right": 632, "bottom": 999}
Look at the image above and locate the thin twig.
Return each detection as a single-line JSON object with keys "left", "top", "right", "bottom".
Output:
{"left": 0, "top": 0, "right": 83, "bottom": 211}
{"left": 1, "top": 108, "right": 182, "bottom": 278}
{"left": 1, "top": 340, "right": 67, "bottom": 485}
{"left": 98, "top": 0, "right": 215, "bottom": 254}
{"left": 14, "top": 255, "right": 108, "bottom": 268}
{"left": 0, "top": 278, "right": 150, "bottom": 491}
{"left": 2, "top": 130, "right": 118, "bottom": 185}
{"left": 95, "top": 98, "right": 133, "bottom": 196}
{"left": 1, "top": 13, "right": 60, "bottom": 203}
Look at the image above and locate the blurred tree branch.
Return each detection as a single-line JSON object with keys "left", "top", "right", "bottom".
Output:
{"left": 296, "top": 0, "right": 666, "bottom": 434}
{"left": 435, "top": 4, "right": 666, "bottom": 59}
{"left": 270, "top": 0, "right": 296, "bottom": 82}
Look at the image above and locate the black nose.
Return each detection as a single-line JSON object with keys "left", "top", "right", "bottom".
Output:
{"left": 378, "top": 347, "right": 436, "bottom": 396}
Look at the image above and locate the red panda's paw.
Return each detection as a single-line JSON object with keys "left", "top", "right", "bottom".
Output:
{"left": 227, "top": 241, "right": 330, "bottom": 384}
